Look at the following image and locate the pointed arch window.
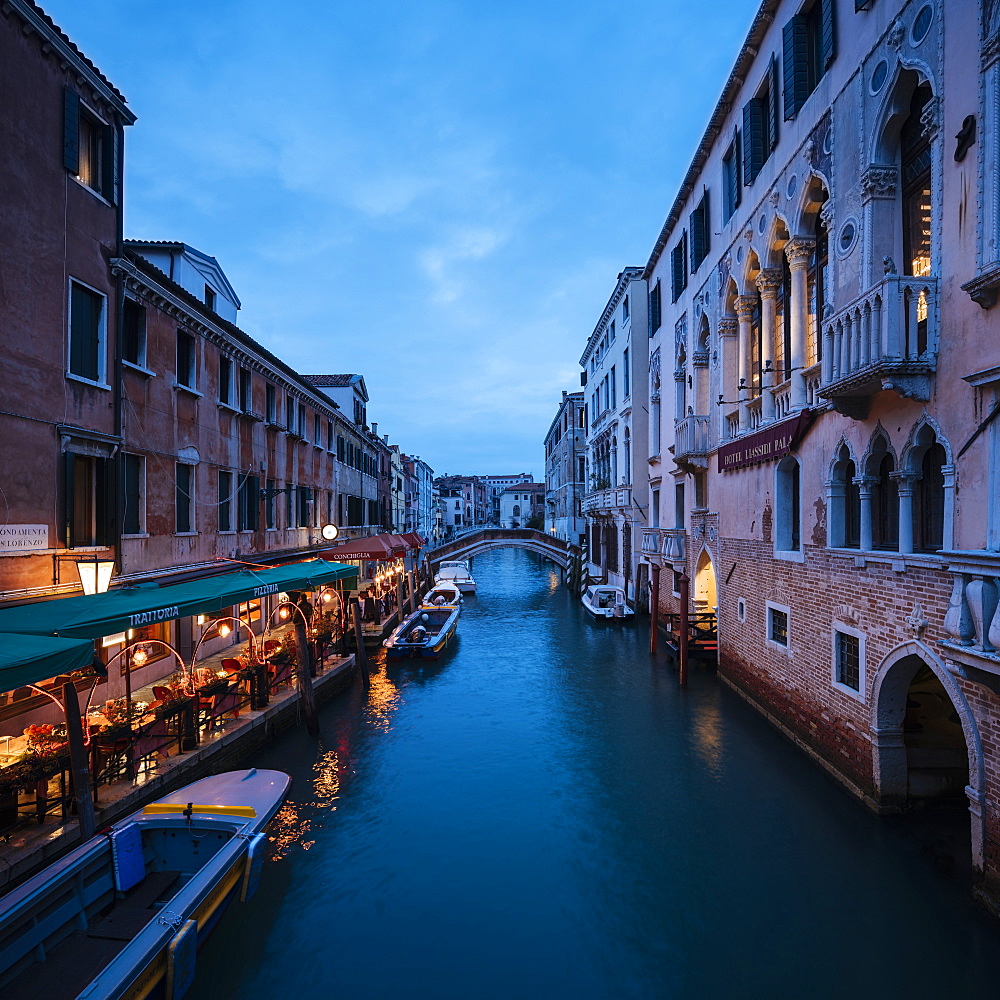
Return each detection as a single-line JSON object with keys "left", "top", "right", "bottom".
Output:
{"left": 901, "top": 84, "right": 933, "bottom": 281}
{"left": 913, "top": 441, "right": 946, "bottom": 553}
{"left": 872, "top": 452, "right": 899, "bottom": 551}
{"left": 830, "top": 445, "right": 860, "bottom": 548}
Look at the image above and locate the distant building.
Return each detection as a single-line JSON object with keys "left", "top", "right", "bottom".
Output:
{"left": 403, "top": 454, "right": 435, "bottom": 541}
{"left": 544, "top": 392, "right": 587, "bottom": 544}
{"left": 482, "top": 474, "right": 533, "bottom": 525}
{"left": 499, "top": 483, "right": 545, "bottom": 529}
{"left": 434, "top": 475, "right": 488, "bottom": 532}
{"left": 580, "top": 268, "right": 649, "bottom": 602}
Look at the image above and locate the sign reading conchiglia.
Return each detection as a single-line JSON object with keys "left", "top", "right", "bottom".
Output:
{"left": 717, "top": 412, "right": 813, "bottom": 473}
{"left": 0, "top": 525, "right": 49, "bottom": 553}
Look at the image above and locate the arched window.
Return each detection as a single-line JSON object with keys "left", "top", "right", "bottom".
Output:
{"left": 912, "top": 437, "right": 946, "bottom": 553}
{"left": 830, "top": 444, "right": 860, "bottom": 548}
{"left": 776, "top": 456, "right": 801, "bottom": 552}
{"left": 871, "top": 448, "right": 899, "bottom": 551}
{"left": 901, "top": 84, "right": 933, "bottom": 281}
{"left": 808, "top": 197, "right": 828, "bottom": 367}
{"left": 750, "top": 287, "right": 763, "bottom": 391}
{"left": 775, "top": 251, "right": 793, "bottom": 381}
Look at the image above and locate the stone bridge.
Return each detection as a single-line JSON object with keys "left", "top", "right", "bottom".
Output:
{"left": 429, "top": 528, "right": 580, "bottom": 571}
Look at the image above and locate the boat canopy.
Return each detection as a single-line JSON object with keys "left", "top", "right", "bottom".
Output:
{"left": 0, "top": 633, "right": 96, "bottom": 693}
{"left": 0, "top": 559, "right": 357, "bottom": 641}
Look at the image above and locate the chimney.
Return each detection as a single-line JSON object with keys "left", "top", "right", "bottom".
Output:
{"left": 371, "top": 422, "right": 378, "bottom": 436}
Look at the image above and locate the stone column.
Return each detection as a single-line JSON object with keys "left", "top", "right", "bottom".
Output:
{"left": 734, "top": 295, "right": 757, "bottom": 433}
{"left": 785, "top": 237, "right": 815, "bottom": 410}
{"left": 718, "top": 316, "right": 738, "bottom": 439}
{"left": 756, "top": 269, "right": 782, "bottom": 421}
{"left": 861, "top": 165, "right": 898, "bottom": 288}
{"left": 892, "top": 472, "right": 918, "bottom": 555}
{"left": 856, "top": 476, "right": 875, "bottom": 552}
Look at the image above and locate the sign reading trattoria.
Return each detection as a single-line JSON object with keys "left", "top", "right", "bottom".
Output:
{"left": 717, "top": 412, "right": 813, "bottom": 473}
{"left": 128, "top": 606, "right": 181, "bottom": 627}
{"left": 0, "top": 524, "right": 49, "bottom": 553}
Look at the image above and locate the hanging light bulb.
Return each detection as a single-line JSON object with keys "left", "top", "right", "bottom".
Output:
{"left": 218, "top": 623, "right": 232, "bottom": 638}
{"left": 132, "top": 646, "right": 148, "bottom": 666}
{"left": 322, "top": 591, "right": 332, "bottom": 604}
{"left": 279, "top": 606, "right": 290, "bottom": 620}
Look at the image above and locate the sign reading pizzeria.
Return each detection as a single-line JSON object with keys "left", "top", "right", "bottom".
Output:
{"left": 717, "top": 411, "right": 813, "bottom": 473}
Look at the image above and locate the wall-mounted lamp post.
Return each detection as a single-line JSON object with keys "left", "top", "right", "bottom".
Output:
{"left": 77, "top": 558, "right": 115, "bottom": 595}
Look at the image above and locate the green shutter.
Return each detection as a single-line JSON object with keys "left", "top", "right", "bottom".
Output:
{"left": 743, "top": 99, "right": 765, "bottom": 183}
{"left": 822, "top": 0, "right": 836, "bottom": 69}
{"left": 97, "top": 456, "right": 115, "bottom": 546}
{"left": 63, "top": 88, "right": 79, "bottom": 173}
{"left": 102, "top": 122, "right": 117, "bottom": 202}
{"left": 734, "top": 132, "right": 742, "bottom": 206}
{"left": 671, "top": 243, "right": 683, "bottom": 302}
{"left": 70, "top": 283, "right": 101, "bottom": 381}
{"left": 767, "top": 56, "right": 780, "bottom": 151}
{"left": 783, "top": 17, "right": 810, "bottom": 120}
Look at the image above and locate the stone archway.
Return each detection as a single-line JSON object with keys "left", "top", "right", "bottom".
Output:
{"left": 693, "top": 547, "right": 717, "bottom": 611}
{"left": 870, "top": 641, "right": 985, "bottom": 871}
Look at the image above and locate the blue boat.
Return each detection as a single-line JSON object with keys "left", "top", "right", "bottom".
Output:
{"left": 0, "top": 768, "right": 290, "bottom": 1000}
{"left": 383, "top": 605, "right": 460, "bottom": 658}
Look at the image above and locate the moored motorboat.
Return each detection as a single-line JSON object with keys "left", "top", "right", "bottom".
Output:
{"left": 421, "top": 581, "right": 463, "bottom": 609}
{"left": 384, "top": 606, "right": 460, "bottom": 657}
{"left": 434, "top": 564, "right": 477, "bottom": 594}
{"left": 581, "top": 585, "right": 635, "bottom": 623}
{"left": 0, "top": 768, "right": 290, "bottom": 1000}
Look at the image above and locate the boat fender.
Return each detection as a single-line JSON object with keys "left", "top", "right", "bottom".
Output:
{"left": 165, "top": 918, "right": 198, "bottom": 1000}
{"left": 110, "top": 822, "right": 145, "bottom": 892}
{"left": 241, "top": 832, "right": 268, "bottom": 902}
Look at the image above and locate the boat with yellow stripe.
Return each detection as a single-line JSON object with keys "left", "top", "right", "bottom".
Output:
{"left": 0, "top": 768, "right": 290, "bottom": 1000}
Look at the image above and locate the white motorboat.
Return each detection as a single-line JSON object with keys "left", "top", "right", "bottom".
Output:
{"left": 581, "top": 585, "right": 634, "bottom": 623}
{"left": 434, "top": 564, "right": 477, "bottom": 594}
{"left": 422, "top": 581, "right": 463, "bottom": 608}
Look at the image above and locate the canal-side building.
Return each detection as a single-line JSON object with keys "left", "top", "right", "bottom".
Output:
{"left": 434, "top": 475, "right": 488, "bottom": 532}
{"left": 581, "top": 268, "right": 650, "bottom": 604}
{"left": 403, "top": 454, "right": 435, "bottom": 541}
{"left": 499, "top": 484, "right": 545, "bottom": 530}
{"left": 544, "top": 391, "right": 587, "bottom": 545}
{"left": 482, "top": 474, "right": 533, "bottom": 525}
{"left": 644, "top": 0, "right": 1000, "bottom": 899}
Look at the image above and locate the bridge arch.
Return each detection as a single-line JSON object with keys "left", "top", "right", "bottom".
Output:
{"left": 429, "top": 528, "right": 580, "bottom": 571}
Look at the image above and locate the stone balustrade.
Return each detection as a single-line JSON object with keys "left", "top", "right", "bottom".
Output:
{"left": 943, "top": 553, "right": 1000, "bottom": 667}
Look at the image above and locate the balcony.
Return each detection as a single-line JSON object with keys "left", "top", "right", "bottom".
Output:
{"left": 673, "top": 416, "right": 710, "bottom": 472}
{"left": 941, "top": 553, "right": 1000, "bottom": 684}
{"left": 583, "top": 486, "right": 631, "bottom": 514}
{"left": 818, "top": 274, "right": 939, "bottom": 419}
{"left": 640, "top": 528, "right": 686, "bottom": 562}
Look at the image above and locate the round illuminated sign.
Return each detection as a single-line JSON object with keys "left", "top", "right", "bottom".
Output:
{"left": 321, "top": 523, "right": 339, "bottom": 541}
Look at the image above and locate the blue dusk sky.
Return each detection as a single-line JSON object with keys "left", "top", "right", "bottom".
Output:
{"left": 42, "top": 0, "right": 753, "bottom": 479}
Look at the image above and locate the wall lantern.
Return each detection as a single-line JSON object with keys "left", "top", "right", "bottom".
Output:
{"left": 77, "top": 558, "right": 115, "bottom": 595}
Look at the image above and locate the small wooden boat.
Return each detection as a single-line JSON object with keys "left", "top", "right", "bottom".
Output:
{"left": 0, "top": 768, "right": 290, "bottom": 1000}
{"left": 582, "top": 585, "right": 635, "bottom": 623}
{"left": 434, "top": 564, "right": 477, "bottom": 594}
{"left": 383, "top": 606, "right": 459, "bottom": 658}
{"left": 421, "top": 581, "right": 463, "bottom": 609}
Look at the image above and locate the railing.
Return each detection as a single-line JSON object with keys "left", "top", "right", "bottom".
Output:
{"left": 583, "top": 486, "right": 632, "bottom": 513}
{"left": 821, "top": 274, "right": 939, "bottom": 389}
{"left": 660, "top": 611, "right": 718, "bottom": 649}
{"left": 640, "top": 528, "right": 686, "bottom": 560}
{"left": 674, "top": 415, "right": 710, "bottom": 463}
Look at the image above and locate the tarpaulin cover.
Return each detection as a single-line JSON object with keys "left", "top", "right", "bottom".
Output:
{"left": 0, "top": 559, "right": 358, "bottom": 641}
{"left": 0, "top": 633, "right": 96, "bottom": 693}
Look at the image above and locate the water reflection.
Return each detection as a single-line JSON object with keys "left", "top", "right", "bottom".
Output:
{"left": 364, "top": 657, "right": 401, "bottom": 732}
{"left": 691, "top": 694, "right": 726, "bottom": 777}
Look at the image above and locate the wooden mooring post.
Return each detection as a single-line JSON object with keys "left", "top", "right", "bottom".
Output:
{"left": 351, "top": 597, "right": 369, "bottom": 688}
{"left": 649, "top": 563, "right": 660, "bottom": 656}
{"left": 678, "top": 572, "right": 690, "bottom": 687}
{"left": 407, "top": 571, "right": 418, "bottom": 614}
{"left": 62, "top": 681, "right": 96, "bottom": 840}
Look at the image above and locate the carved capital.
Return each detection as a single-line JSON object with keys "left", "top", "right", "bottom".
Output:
{"left": 785, "top": 237, "right": 816, "bottom": 271}
{"left": 756, "top": 268, "right": 783, "bottom": 298}
{"left": 692, "top": 351, "right": 710, "bottom": 368}
{"left": 861, "top": 164, "right": 898, "bottom": 202}
{"left": 718, "top": 316, "right": 739, "bottom": 338}
{"left": 819, "top": 197, "right": 835, "bottom": 230}
{"left": 985, "top": 31, "right": 1000, "bottom": 69}
{"left": 734, "top": 295, "right": 758, "bottom": 321}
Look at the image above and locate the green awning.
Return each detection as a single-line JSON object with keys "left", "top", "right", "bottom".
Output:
{"left": 0, "top": 634, "right": 96, "bottom": 693}
{"left": 0, "top": 559, "right": 357, "bottom": 641}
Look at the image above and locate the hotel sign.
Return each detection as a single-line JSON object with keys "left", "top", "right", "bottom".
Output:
{"left": 717, "top": 412, "right": 813, "bottom": 473}
{"left": 0, "top": 524, "right": 49, "bottom": 552}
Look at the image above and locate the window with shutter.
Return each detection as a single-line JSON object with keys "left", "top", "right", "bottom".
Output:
{"left": 821, "top": 0, "right": 836, "bottom": 69}
{"left": 767, "top": 56, "right": 780, "bottom": 152}
{"left": 783, "top": 17, "right": 810, "bottom": 119}
{"left": 671, "top": 232, "right": 689, "bottom": 302}
{"left": 723, "top": 135, "right": 741, "bottom": 220}
{"left": 63, "top": 88, "right": 80, "bottom": 173}
{"left": 68, "top": 280, "right": 106, "bottom": 383}
{"left": 648, "top": 280, "right": 661, "bottom": 335}
{"left": 122, "top": 454, "right": 144, "bottom": 535}
{"left": 743, "top": 97, "right": 766, "bottom": 184}
{"left": 690, "top": 191, "right": 710, "bottom": 272}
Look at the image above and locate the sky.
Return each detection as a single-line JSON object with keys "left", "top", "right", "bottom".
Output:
{"left": 42, "top": 0, "right": 754, "bottom": 479}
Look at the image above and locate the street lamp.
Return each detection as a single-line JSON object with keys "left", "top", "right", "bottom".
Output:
{"left": 77, "top": 558, "right": 115, "bottom": 595}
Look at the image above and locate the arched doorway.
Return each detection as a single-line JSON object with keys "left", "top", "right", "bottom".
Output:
{"left": 693, "top": 548, "right": 717, "bottom": 611}
{"left": 871, "top": 642, "right": 985, "bottom": 872}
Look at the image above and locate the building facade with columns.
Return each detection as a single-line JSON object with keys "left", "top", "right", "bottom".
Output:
{"left": 643, "top": 0, "right": 1000, "bottom": 902}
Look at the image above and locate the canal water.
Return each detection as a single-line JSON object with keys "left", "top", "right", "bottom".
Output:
{"left": 189, "top": 548, "right": 1000, "bottom": 1000}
